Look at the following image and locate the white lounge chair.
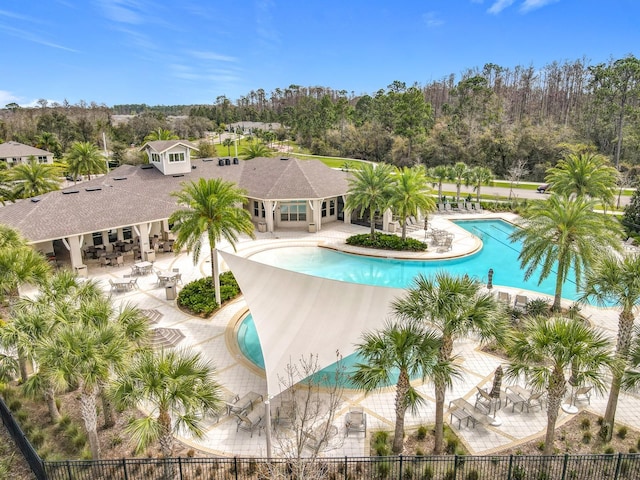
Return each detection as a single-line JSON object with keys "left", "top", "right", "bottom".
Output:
{"left": 345, "top": 407, "right": 367, "bottom": 437}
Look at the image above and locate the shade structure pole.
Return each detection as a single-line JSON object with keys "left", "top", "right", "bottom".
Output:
{"left": 264, "top": 399, "right": 272, "bottom": 459}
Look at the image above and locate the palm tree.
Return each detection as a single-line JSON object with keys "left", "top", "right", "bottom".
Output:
{"left": 427, "top": 165, "right": 449, "bottom": 202}
{"left": 510, "top": 194, "right": 622, "bottom": 311}
{"left": 392, "top": 272, "right": 507, "bottom": 454}
{"left": 345, "top": 163, "right": 395, "bottom": 239}
{"left": 111, "top": 349, "right": 221, "bottom": 478}
{"left": 65, "top": 141, "right": 106, "bottom": 180}
{"left": 391, "top": 166, "right": 436, "bottom": 241}
{"left": 239, "top": 141, "right": 272, "bottom": 159}
{"left": 222, "top": 138, "right": 234, "bottom": 155}
{"left": 466, "top": 166, "right": 493, "bottom": 203}
{"left": 580, "top": 252, "right": 640, "bottom": 440}
{"left": 0, "top": 245, "right": 50, "bottom": 304}
{"left": 545, "top": 152, "right": 618, "bottom": 206}
{"left": 352, "top": 320, "right": 442, "bottom": 453}
{"left": 0, "top": 163, "right": 15, "bottom": 204}
{"left": 447, "top": 161, "right": 470, "bottom": 205}
{"left": 0, "top": 224, "right": 27, "bottom": 250}
{"left": 36, "top": 132, "right": 62, "bottom": 157}
{"left": 170, "top": 178, "right": 255, "bottom": 305}
{"left": 8, "top": 158, "right": 61, "bottom": 198}
{"left": 144, "top": 129, "right": 179, "bottom": 141}
{"left": 506, "top": 316, "right": 615, "bottom": 455}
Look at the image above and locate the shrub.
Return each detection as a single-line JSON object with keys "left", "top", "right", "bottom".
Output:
{"left": 346, "top": 233, "right": 428, "bottom": 252}
{"left": 415, "top": 447, "right": 424, "bottom": 456}
{"left": 57, "top": 415, "right": 71, "bottom": 429}
{"left": 604, "top": 446, "right": 615, "bottom": 454}
{"left": 618, "top": 426, "right": 628, "bottom": 439}
{"left": 30, "top": 429, "right": 45, "bottom": 448}
{"left": 109, "top": 435, "right": 123, "bottom": 448}
{"left": 8, "top": 399, "right": 21, "bottom": 411}
{"left": 526, "top": 298, "right": 550, "bottom": 317}
{"left": 580, "top": 417, "right": 591, "bottom": 430}
{"left": 177, "top": 273, "right": 241, "bottom": 316}
{"left": 72, "top": 431, "right": 87, "bottom": 450}
{"left": 637, "top": 437, "right": 640, "bottom": 450}
{"left": 466, "top": 470, "right": 480, "bottom": 480}
{"left": 582, "top": 431, "right": 592, "bottom": 444}
{"left": 445, "top": 437, "right": 459, "bottom": 454}
{"left": 16, "top": 411, "right": 28, "bottom": 423}
{"left": 416, "top": 425, "right": 428, "bottom": 440}
{"left": 536, "top": 441, "right": 545, "bottom": 451}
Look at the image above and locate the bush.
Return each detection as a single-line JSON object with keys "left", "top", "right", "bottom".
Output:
{"left": 8, "top": 399, "right": 21, "bottom": 411}
{"left": 582, "top": 431, "right": 592, "bottom": 444}
{"left": 346, "top": 233, "right": 428, "bottom": 252}
{"left": 604, "top": 446, "right": 615, "bottom": 454}
{"left": 617, "top": 426, "right": 628, "bottom": 439}
{"left": 416, "top": 425, "right": 428, "bottom": 440}
{"left": 177, "top": 273, "right": 241, "bottom": 317}
{"left": 445, "top": 437, "right": 459, "bottom": 454}
{"left": 526, "top": 298, "right": 550, "bottom": 317}
{"left": 580, "top": 417, "right": 591, "bottom": 430}
{"left": 30, "top": 429, "right": 45, "bottom": 448}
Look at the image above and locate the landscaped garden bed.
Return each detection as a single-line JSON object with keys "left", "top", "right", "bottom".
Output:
{"left": 176, "top": 271, "right": 240, "bottom": 317}
{"left": 346, "top": 233, "right": 428, "bottom": 251}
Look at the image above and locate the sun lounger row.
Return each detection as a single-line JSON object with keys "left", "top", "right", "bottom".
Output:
{"left": 437, "top": 202, "right": 483, "bottom": 213}
{"left": 496, "top": 291, "right": 528, "bottom": 310}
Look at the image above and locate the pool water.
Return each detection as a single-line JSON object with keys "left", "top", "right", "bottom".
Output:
{"left": 237, "top": 219, "right": 582, "bottom": 384}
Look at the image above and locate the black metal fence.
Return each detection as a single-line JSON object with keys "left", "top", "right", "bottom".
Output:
{"left": 0, "top": 394, "right": 46, "bottom": 480}
{"left": 43, "top": 453, "right": 640, "bottom": 480}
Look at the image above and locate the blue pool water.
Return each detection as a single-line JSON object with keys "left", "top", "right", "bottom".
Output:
{"left": 237, "top": 219, "right": 582, "bottom": 383}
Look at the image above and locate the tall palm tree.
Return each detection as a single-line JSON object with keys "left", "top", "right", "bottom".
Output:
{"left": 428, "top": 165, "right": 449, "bottom": 202}
{"left": 36, "top": 132, "right": 62, "bottom": 158}
{"left": 0, "top": 163, "right": 15, "bottom": 204}
{"left": 580, "top": 252, "right": 640, "bottom": 440}
{"left": 391, "top": 166, "right": 436, "bottom": 240}
{"left": 0, "top": 245, "right": 50, "bottom": 304}
{"left": 447, "top": 161, "right": 470, "bottom": 204}
{"left": 466, "top": 166, "right": 493, "bottom": 203}
{"left": 0, "top": 224, "right": 27, "bottom": 250}
{"left": 170, "top": 178, "right": 255, "bottom": 305}
{"left": 8, "top": 158, "right": 61, "bottom": 198}
{"left": 345, "top": 162, "right": 395, "bottom": 239}
{"left": 222, "top": 138, "right": 234, "bottom": 155}
{"left": 545, "top": 152, "right": 618, "bottom": 206}
{"left": 351, "top": 320, "right": 443, "bottom": 453}
{"left": 239, "top": 141, "right": 272, "bottom": 159}
{"left": 65, "top": 141, "right": 106, "bottom": 180}
{"left": 144, "top": 128, "right": 179, "bottom": 141}
{"left": 392, "top": 272, "right": 507, "bottom": 454}
{"left": 510, "top": 194, "right": 622, "bottom": 311}
{"left": 111, "top": 349, "right": 221, "bottom": 478}
{"left": 506, "top": 316, "right": 615, "bottom": 455}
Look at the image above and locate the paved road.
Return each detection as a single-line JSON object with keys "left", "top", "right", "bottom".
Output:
{"left": 438, "top": 182, "right": 631, "bottom": 207}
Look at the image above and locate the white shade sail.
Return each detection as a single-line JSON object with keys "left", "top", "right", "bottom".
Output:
{"left": 220, "top": 251, "right": 404, "bottom": 396}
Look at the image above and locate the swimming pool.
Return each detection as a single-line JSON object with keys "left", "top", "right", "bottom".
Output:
{"left": 237, "top": 219, "right": 581, "bottom": 380}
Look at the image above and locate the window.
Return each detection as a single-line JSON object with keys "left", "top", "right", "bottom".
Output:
{"left": 253, "top": 201, "right": 265, "bottom": 218}
{"left": 151, "top": 153, "right": 161, "bottom": 163}
{"left": 330, "top": 199, "right": 336, "bottom": 216}
{"left": 107, "top": 229, "right": 118, "bottom": 243}
{"left": 280, "top": 201, "right": 307, "bottom": 222}
{"left": 92, "top": 232, "right": 103, "bottom": 246}
{"left": 322, "top": 201, "right": 327, "bottom": 218}
{"left": 122, "top": 226, "right": 132, "bottom": 240}
{"left": 37, "top": 156, "right": 48, "bottom": 163}
{"left": 168, "top": 152, "right": 185, "bottom": 163}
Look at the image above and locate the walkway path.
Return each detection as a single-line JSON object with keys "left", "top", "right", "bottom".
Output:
{"left": 83, "top": 214, "right": 639, "bottom": 458}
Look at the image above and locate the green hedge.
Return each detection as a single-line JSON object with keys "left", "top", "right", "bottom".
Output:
{"left": 177, "top": 272, "right": 240, "bottom": 317}
{"left": 346, "top": 233, "right": 428, "bottom": 251}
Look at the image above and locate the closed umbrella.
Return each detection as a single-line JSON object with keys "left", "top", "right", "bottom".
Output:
{"left": 490, "top": 365, "right": 503, "bottom": 400}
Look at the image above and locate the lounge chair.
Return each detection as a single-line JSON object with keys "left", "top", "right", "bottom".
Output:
{"left": 275, "top": 400, "right": 295, "bottom": 429}
{"left": 572, "top": 386, "right": 592, "bottom": 405}
{"left": 505, "top": 387, "right": 544, "bottom": 412}
{"left": 304, "top": 421, "right": 338, "bottom": 453}
{"left": 345, "top": 407, "right": 367, "bottom": 437}
{"left": 235, "top": 409, "right": 263, "bottom": 437}
{"left": 497, "top": 291, "right": 512, "bottom": 305}
{"left": 448, "top": 400, "right": 473, "bottom": 429}
{"left": 228, "top": 391, "right": 263, "bottom": 415}
{"left": 514, "top": 295, "right": 528, "bottom": 310}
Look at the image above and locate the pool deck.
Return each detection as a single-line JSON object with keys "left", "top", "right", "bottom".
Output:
{"left": 82, "top": 212, "right": 638, "bottom": 458}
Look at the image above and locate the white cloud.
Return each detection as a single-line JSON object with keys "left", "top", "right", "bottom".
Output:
{"left": 487, "top": 0, "right": 515, "bottom": 14}
{"left": 0, "top": 90, "right": 20, "bottom": 107}
{"left": 423, "top": 12, "right": 444, "bottom": 28}
{"left": 520, "top": 0, "right": 559, "bottom": 12}
{"left": 0, "top": 22, "right": 79, "bottom": 52}
{"left": 188, "top": 51, "right": 238, "bottom": 63}
{"left": 95, "top": 0, "right": 146, "bottom": 25}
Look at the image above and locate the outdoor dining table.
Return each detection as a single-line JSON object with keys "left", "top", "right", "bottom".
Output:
{"left": 111, "top": 278, "right": 135, "bottom": 293}
{"left": 133, "top": 261, "right": 153, "bottom": 275}
{"left": 156, "top": 271, "right": 178, "bottom": 286}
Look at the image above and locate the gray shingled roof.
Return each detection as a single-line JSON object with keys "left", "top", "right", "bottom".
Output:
{"left": 0, "top": 157, "right": 349, "bottom": 243}
{"left": 0, "top": 141, "right": 53, "bottom": 157}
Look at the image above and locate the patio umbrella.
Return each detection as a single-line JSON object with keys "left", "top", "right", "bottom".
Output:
{"left": 489, "top": 365, "right": 503, "bottom": 399}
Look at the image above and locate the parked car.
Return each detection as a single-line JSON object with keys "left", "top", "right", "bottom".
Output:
{"left": 65, "top": 175, "right": 82, "bottom": 182}
{"left": 536, "top": 183, "right": 550, "bottom": 193}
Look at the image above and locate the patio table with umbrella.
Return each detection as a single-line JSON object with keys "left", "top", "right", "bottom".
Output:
{"left": 488, "top": 365, "right": 504, "bottom": 426}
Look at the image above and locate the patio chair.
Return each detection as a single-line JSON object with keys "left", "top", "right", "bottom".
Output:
{"left": 345, "top": 407, "right": 367, "bottom": 437}
{"left": 99, "top": 256, "right": 111, "bottom": 267}
{"left": 229, "top": 391, "right": 263, "bottom": 415}
{"left": 304, "top": 421, "right": 338, "bottom": 453}
{"left": 115, "top": 255, "right": 124, "bottom": 267}
{"left": 275, "top": 400, "right": 295, "bottom": 429}
{"left": 235, "top": 409, "right": 263, "bottom": 438}
{"left": 448, "top": 400, "right": 473, "bottom": 429}
{"left": 224, "top": 393, "right": 241, "bottom": 415}
{"left": 572, "top": 386, "right": 592, "bottom": 405}
{"left": 472, "top": 202, "right": 483, "bottom": 212}
{"left": 108, "top": 279, "right": 117, "bottom": 292}
{"left": 514, "top": 295, "right": 528, "bottom": 311}
{"left": 474, "top": 387, "right": 493, "bottom": 414}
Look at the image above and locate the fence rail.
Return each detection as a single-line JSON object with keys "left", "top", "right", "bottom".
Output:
{"left": 43, "top": 453, "right": 640, "bottom": 480}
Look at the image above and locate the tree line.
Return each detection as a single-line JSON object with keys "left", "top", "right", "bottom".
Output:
{"left": 1, "top": 55, "right": 639, "bottom": 182}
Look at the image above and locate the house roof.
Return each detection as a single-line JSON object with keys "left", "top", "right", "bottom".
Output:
{"left": 140, "top": 140, "right": 198, "bottom": 154}
{"left": 0, "top": 141, "right": 53, "bottom": 158}
{"left": 0, "top": 156, "right": 349, "bottom": 243}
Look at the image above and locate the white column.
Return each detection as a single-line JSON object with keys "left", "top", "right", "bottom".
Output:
{"left": 116, "top": 228, "right": 124, "bottom": 241}
{"left": 65, "top": 235, "right": 84, "bottom": 270}
{"left": 383, "top": 208, "right": 393, "bottom": 232}
{"left": 342, "top": 195, "right": 351, "bottom": 224}
{"left": 101, "top": 231, "right": 111, "bottom": 251}
{"left": 313, "top": 199, "right": 322, "bottom": 231}
{"left": 264, "top": 200, "right": 275, "bottom": 233}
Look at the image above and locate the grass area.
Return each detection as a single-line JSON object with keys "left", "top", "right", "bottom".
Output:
{"left": 491, "top": 181, "right": 540, "bottom": 191}
{"left": 292, "top": 153, "right": 369, "bottom": 169}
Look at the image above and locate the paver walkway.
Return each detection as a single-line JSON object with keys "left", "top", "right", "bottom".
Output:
{"left": 83, "top": 213, "right": 638, "bottom": 458}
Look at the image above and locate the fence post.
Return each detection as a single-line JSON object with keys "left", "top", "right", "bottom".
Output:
{"left": 560, "top": 453, "right": 569, "bottom": 480}
{"left": 122, "top": 458, "right": 129, "bottom": 480}
{"left": 453, "top": 454, "right": 458, "bottom": 479}
{"left": 344, "top": 456, "right": 348, "bottom": 480}
{"left": 178, "top": 457, "right": 183, "bottom": 480}
{"left": 234, "top": 457, "right": 239, "bottom": 480}
{"left": 613, "top": 453, "right": 623, "bottom": 480}
{"left": 66, "top": 459, "right": 73, "bottom": 479}
{"left": 399, "top": 455, "right": 403, "bottom": 479}
{"left": 506, "top": 454, "right": 513, "bottom": 480}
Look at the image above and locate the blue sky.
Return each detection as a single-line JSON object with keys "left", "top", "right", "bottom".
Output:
{"left": 1, "top": 0, "right": 638, "bottom": 107}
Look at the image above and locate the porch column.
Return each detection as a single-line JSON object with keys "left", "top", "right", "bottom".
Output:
{"left": 264, "top": 200, "right": 275, "bottom": 233}
{"left": 64, "top": 235, "right": 84, "bottom": 270}
{"left": 383, "top": 208, "right": 393, "bottom": 232}
{"left": 116, "top": 228, "right": 124, "bottom": 241}
{"left": 101, "top": 231, "right": 110, "bottom": 251}
{"left": 134, "top": 223, "right": 152, "bottom": 252}
{"left": 342, "top": 195, "right": 351, "bottom": 224}
{"left": 313, "top": 199, "right": 322, "bottom": 231}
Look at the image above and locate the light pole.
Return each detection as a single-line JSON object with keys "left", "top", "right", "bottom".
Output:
{"left": 264, "top": 399, "right": 272, "bottom": 459}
